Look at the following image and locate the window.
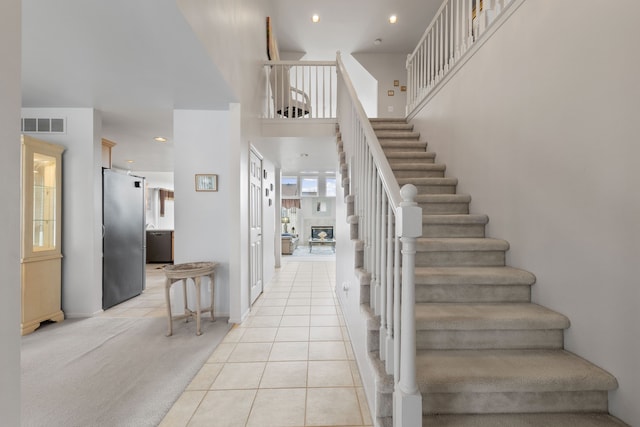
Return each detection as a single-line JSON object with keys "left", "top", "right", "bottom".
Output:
{"left": 301, "top": 177, "right": 318, "bottom": 196}
{"left": 282, "top": 176, "right": 298, "bottom": 197}
{"left": 325, "top": 177, "right": 336, "bottom": 197}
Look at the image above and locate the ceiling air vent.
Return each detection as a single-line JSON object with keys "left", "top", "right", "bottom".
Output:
{"left": 21, "top": 117, "right": 66, "bottom": 134}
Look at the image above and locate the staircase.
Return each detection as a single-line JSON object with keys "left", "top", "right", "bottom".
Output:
{"left": 340, "top": 118, "right": 627, "bottom": 426}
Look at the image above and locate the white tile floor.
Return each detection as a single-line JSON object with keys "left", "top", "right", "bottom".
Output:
{"left": 159, "top": 259, "right": 373, "bottom": 427}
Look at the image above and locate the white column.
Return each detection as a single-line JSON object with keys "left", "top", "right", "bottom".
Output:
{"left": 0, "top": 1, "right": 21, "bottom": 424}
{"left": 393, "top": 184, "right": 422, "bottom": 427}
{"left": 174, "top": 109, "right": 236, "bottom": 320}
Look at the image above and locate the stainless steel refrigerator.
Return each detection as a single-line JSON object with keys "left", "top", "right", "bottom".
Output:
{"left": 102, "top": 169, "right": 146, "bottom": 310}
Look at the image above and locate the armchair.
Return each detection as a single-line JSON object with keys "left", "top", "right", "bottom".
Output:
{"left": 281, "top": 233, "right": 299, "bottom": 255}
{"left": 269, "top": 66, "right": 311, "bottom": 118}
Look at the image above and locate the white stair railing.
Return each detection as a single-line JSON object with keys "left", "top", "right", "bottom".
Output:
{"left": 263, "top": 61, "right": 337, "bottom": 120}
{"left": 337, "top": 52, "right": 423, "bottom": 427}
{"left": 406, "top": 0, "right": 520, "bottom": 116}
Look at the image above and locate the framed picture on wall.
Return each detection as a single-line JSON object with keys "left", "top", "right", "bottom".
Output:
{"left": 195, "top": 174, "right": 218, "bottom": 192}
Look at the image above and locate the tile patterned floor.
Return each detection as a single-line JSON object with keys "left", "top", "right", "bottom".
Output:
{"left": 159, "top": 259, "right": 373, "bottom": 427}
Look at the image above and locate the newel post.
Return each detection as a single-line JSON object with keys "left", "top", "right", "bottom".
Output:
{"left": 393, "top": 184, "right": 422, "bottom": 427}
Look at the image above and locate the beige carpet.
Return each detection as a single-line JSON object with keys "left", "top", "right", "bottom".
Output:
{"left": 21, "top": 315, "right": 230, "bottom": 427}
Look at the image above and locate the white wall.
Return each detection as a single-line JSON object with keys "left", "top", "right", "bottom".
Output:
{"left": 261, "top": 156, "right": 277, "bottom": 287}
{"left": 353, "top": 53, "right": 408, "bottom": 118}
{"left": 410, "top": 1, "right": 640, "bottom": 423}
{"left": 21, "top": 107, "right": 103, "bottom": 317}
{"left": 338, "top": 54, "right": 378, "bottom": 118}
{"left": 173, "top": 109, "right": 232, "bottom": 317}
{"left": 334, "top": 165, "right": 377, "bottom": 420}
{"left": 0, "top": 0, "right": 22, "bottom": 423}
{"left": 178, "top": 0, "right": 273, "bottom": 322}
{"left": 299, "top": 197, "right": 336, "bottom": 243}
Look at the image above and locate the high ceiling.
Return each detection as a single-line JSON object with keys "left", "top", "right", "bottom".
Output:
{"left": 272, "top": 0, "right": 440, "bottom": 57}
{"left": 21, "top": 0, "right": 439, "bottom": 173}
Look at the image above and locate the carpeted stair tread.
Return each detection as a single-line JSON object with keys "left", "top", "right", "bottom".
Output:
{"left": 423, "top": 413, "right": 629, "bottom": 426}
{"left": 387, "top": 151, "right": 436, "bottom": 160}
{"left": 371, "top": 122, "right": 414, "bottom": 131}
{"left": 375, "top": 130, "right": 421, "bottom": 139}
{"left": 416, "top": 349, "right": 619, "bottom": 393}
{"left": 416, "top": 237, "right": 509, "bottom": 252}
{"left": 369, "top": 118, "right": 407, "bottom": 123}
{"left": 416, "top": 193, "right": 471, "bottom": 203}
{"left": 414, "top": 266, "right": 536, "bottom": 286}
{"left": 391, "top": 162, "right": 446, "bottom": 171}
{"left": 398, "top": 177, "right": 457, "bottom": 186}
{"left": 415, "top": 303, "right": 569, "bottom": 330}
{"left": 421, "top": 214, "right": 488, "bottom": 225}
{"left": 380, "top": 140, "right": 427, "bottom": 149}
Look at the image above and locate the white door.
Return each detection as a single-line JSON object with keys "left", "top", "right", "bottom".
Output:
{"left": 249, "top": 149, "right": 263, "bottom": 304}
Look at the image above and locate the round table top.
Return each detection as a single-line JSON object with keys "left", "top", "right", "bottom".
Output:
{"left": 164, "top": 262, "right": 217, "bottom": 279}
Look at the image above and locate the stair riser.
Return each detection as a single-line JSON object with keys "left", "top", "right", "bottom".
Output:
{"left": 423, "top": 390, "right": 609, "bottom": 415}
{"left": 416, "top": 284, "right": 531, "bottom": 303}
{"left": 417, "top": 330, "right": 564, "bottom": 350}
{"left": 423, "top": 413, "right": 629, "bottom": 426}
{"left": 394, "top": 170, "right": 445, "bottom": 179}
{"left": 416, "top": 251, "right": 505, "bottom": 267}
{"left": 418, "top": 203, "right": 470, "bottom": 214}
{"left": 367, "top": 322, "right": 379, "bottom": 353}
{"left": 423, "top": 224, "right": 485, "bottom": 238}
{"left": 355, "top": 246, "right": 364, "bottom": 268}
{"left": 377, "top": 390, "right": 393, "bottom": 418}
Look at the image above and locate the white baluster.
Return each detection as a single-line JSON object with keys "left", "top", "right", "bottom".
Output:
{"left": 457, "top": 0, "right": 462, "bottom": 57}
{"left": 393, "top": 227, "right": 401, "bottom": 381}
{"left": 435, "top": 17, "right": 440, "bottom": 80}
{"left": 450, "top": 0, "right": 455, "bottom": 66}
{"left": 375, "top": 175, "right": 382, "bottom": 316}
{"left": 467, "top": 0, "right": 474, "bottom": 46}
{"left": 429, "top": 31, "right": 434, "bottom": 87}
{"left": 439, "top": 13, "right": 444, "bottom": 78}
{"left": 385, "top": 201, "right": 395, "bottom": 375}
{"left": 369, "top": 154, "right": 376, "bottom": 308}
{"left": 379, "top": 187, "right": 387, "bottom": 360}
{"left": 444, "top": 3, "right": 449, "bottom": 72}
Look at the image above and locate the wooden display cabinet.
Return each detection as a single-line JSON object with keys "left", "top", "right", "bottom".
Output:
{"left": 21, "top": 135, "right": 65, "bottom": 335}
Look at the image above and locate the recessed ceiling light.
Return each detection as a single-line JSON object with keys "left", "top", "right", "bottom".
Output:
{"left": 374, "top": 38, "right": 382, "bottom": 46}
{"left": 153, "top": 136, "right": 167, "bottom": 142}
{"left": 312, "top": 14, "right": 320, "bottom": 23}
{"left": 126, "top": 160, "right": 135, "bottom": 163}
{"left": 389, "top": 15, "right": 397, "bottom": 24}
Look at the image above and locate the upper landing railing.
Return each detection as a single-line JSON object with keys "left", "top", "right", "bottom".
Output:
{"left": 263, "top": 61, "right": 337, "bottom": 120}
{"left": 406, "top": 0, "right": 522, "bottom": 117}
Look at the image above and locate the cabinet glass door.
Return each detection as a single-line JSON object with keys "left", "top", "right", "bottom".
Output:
{"left": 32, "top": 152, "right": 57, "bottom": 252}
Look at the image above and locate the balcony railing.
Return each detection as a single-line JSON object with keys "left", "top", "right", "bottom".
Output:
{"left": 406, "top": 0, "right": 520, "bottom": 116}
{"left": 263, "top": 61, "right": 337, "bottom": 120}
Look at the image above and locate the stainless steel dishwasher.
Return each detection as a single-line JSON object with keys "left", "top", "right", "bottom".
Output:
{"left": 146, "top": 230, "right": 173, "bottom": 263}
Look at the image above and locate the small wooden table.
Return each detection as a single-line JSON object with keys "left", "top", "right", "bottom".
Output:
{"left": 163, "top": 262, "right": 217, "bottom": 336}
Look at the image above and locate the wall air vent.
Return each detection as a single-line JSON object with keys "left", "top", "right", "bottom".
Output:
{"left": 21, "top": 117, "right": 66, "bottom": 134}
